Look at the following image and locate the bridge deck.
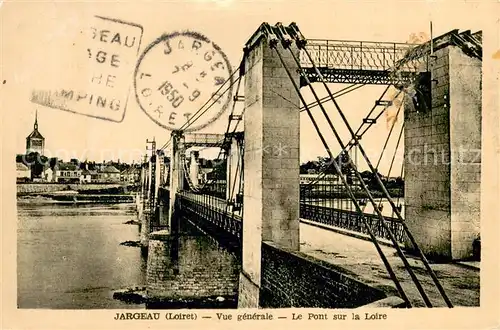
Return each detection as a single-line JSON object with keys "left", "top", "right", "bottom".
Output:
{"left": 300, "top": 222, "right": 479, "bottom": 307}
{"left": 179, "top": 191, "right": 479, "bottom": 307}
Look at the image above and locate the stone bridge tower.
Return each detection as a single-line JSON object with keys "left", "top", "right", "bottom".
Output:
{"left": 404, "top": 30, "right": 482, "bottom": 261}
{"left": 238, "top": 24, "right": 301, "bottom": 307}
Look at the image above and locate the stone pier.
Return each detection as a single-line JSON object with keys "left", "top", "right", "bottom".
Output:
{"left": 145, "top": 222, "right": 240, "bottom": 308}
{"left": 238, "top": 26, "right": 301, "bottom": 307}
{"left": 404, "top": 35, "right": 482, "bottom": 260}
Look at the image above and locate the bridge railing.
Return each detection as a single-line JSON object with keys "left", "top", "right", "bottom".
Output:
{"left": 299, "top": 173, "right": 406, "bottom": 244}
{"left": 300, "top": 203, "right": 406, "bottom": 245}
{"left": 177, "top": 191, "right": 242, "bottom": 240}
{"left": 177, "top": 177, "right": 406, "bottom": 244}
{"left": 301, "top": 39, "right": 428, "bottom": 73}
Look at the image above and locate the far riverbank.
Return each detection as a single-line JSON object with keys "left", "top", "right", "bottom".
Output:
{"left": 17, "top": 194, "right": 135, "bottom": 205}
{"left": 17, "top": 182, "right": 139, "bottom": 196}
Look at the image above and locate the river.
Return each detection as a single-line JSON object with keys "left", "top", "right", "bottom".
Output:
{"left": 17, "top": 200, "right": 241, "bottom": 309}
{"left": 17, "top": 202, "right": 147, "bottom": 309}
{"left": 17, "top": 196, "right": 400, "bottom": 309}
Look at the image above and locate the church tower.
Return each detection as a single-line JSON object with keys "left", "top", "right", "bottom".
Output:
{"left": 26, "top": 110, "right": 45, "bottom": 155}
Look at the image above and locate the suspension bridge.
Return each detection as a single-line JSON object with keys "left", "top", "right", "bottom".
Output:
{"left": 134, "top": 23, "right": 482, "bottom": 309}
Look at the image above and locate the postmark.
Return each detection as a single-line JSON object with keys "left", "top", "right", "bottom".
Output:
{"left": 134, "top": 31, "right": 234, "bottom": 132}
{"left": 30, "top": 15, "right": 143, "bottom": 122}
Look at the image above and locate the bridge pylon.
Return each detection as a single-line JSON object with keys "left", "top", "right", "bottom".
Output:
{"left": 238, "top": 23, "right": 301, "bottom": 308}
{"left": 139, "top": 154, "right": 148, "bottom": 249}
{"left": 168, "top": 131, "right": 185, "bottom": 233}
{"left": 225, "top": 132, "right": 244, "bottom": 213}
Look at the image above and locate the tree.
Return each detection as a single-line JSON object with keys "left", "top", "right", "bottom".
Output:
{"left": 49, "top": 157, "right": 58, "bottom": 169}
{"left": 300, "top": 160, "right": 319, "bottom": 174}
{"left": 23, "top": 152, "right": 48, "bottom": 178}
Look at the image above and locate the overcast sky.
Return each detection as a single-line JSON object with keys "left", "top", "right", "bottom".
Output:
{"left": 1, "top": 0, "right": 488, "bottom": 175}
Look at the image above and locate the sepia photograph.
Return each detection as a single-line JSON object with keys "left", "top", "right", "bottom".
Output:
{"left": 1, "top": 0, "right": 499, "bottom": 329}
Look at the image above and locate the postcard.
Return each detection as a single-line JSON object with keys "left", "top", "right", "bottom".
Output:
{"left": 1, "top": 0, "right": 499, "bottom": 329}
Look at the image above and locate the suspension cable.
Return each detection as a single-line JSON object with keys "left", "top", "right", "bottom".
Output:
{"left": 375, "top": 100, "right": 404, "bottom": 170}
{"left": 200, "top": 69, "right": 247, "bottom": 192}
{"left": 301, "top": 85, "right": 404, "bottom": 190}
{"left": 275, "top": 36, "right": 431, "bottom": 308}
{"left": 158, "top": 68, "right": 242, "bottom": 152}
{"left": 300, "top": 84, "right": 365, "bottom": 112}
{"left": 289, "top": 24, "right": 453, "bottom": 307}
{"left": 296, "top": 38, "right": 454, "bottom": 309}
{"left": 183, "top": 75, "right": 242, "bottom": 133}
{"left": 377, "top": 122, "right": 405, "bottom": 210}
{"left": 355, "top": 90, "right": 403, "bottom": 140}
{"left": 266, "top": 28, "right": 412, "bottom": 307}
{"left": 289, "top": 44, "right": 436, "bottom": 307}
{"left": 386, "top": 123, "right": 405, "bottom": 183}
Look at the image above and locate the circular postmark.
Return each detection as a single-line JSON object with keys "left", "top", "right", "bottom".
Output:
{"left": 134, "top": 31, "right": 234, "bottom": 132}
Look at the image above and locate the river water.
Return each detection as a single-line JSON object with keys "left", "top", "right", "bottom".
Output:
{"left": 17, "top": 196, "right": 401, "bottom": 309}
{"left": 17, "top": 202, "right": 147, "bottom": 309}
{"left": 17, "top": 201, "right": 241, "bottom": 309}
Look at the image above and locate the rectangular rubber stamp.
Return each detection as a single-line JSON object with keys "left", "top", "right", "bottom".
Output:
{"left": 30, "top": 16, "right": 143, "bottom": 122}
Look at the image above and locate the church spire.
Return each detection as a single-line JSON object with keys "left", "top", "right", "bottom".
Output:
{"left": 34, "top": 110, "right": 38, "bottom": 130}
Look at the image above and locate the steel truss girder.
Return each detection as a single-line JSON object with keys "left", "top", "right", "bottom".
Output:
{"left": 301, "top": 67, "right": 417, "bottom": 86}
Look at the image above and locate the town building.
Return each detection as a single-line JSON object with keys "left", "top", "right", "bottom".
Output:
{"left": 53, "top": 162, "right": 82, "bottom": 183}
{"left": 26, "top": 110, "right": 45, "bottom": 156}
{"left": 16, "top": 162, "right": 31, "bottom": 182}
{"left": 99, "top": 164, "right": 121, "bottom": 182}
{"left": 43, "top": 166, "right": 54, "bottom": 182}
{"left": 80, "top": 169, "right": 92, "bottom": 183}
{"left": 120, "top": 166, "right": 141, "bottom": 183}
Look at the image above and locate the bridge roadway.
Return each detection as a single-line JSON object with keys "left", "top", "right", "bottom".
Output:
{"left": 178, "top": 191, "right": 480, "bottom": 308}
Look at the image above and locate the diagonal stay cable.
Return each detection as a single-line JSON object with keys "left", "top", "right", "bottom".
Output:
{"left": 290, "top": 24, "right": 453, "bottom": 308}
{"left": 344, "top": 87, "right": 402, "bottom": 154}
{"left": 301, "top": 85, "right": 403, "bottom": 191}
{"left": 195, "top": 77, "right": 244, "bottom": 192}
{"left": 296, "top": 34, "right": 453, "bottom": 308}
{"left": 159, "top": 71, "right": 243, "bottom": 194}
{"left": 375, "top": 101, "right": 404, "bottom": 170}
{"left": 159, "top": 68, "right": 241, "bottom": 152}
{"left": 300, "top": 84, "right": 365, "bottom": 112}
{"left": 273, "top": 30, "right": 431, "bottom": 307}
{"left": 206, "top": 59, "right": 248, "bottom": 195}
{"left": 302, "top": 88, "right": 403, "bottom": 191}
{"left": 216, "top": 58, "right": 246, "bottom": 160}
{"left": 284, "top": 35, "right": 434, "bottom": 308}
{"left": 265, "top": 26, "right": 412, "bottom": 307}
{"left": 377, "top": 122, "right": 405, "bottom": 212}
{"left": 272, "top": 83, "right": 365, "bottom": 112}
{"left": 386, "top": 123, "right": 405, "bottom": 184}
{"left": 180, "top": 74, "right": 242, "bottom": 133}
{"left": 296, "top": 84, "right": 366, "bottom": 112}
{"left": 355, "top": 90, "right": 404, "bottom": 141}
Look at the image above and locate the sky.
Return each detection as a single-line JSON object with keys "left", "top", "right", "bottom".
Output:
{"left": 1, "top": 0, "right": 490, "bottom": 175}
